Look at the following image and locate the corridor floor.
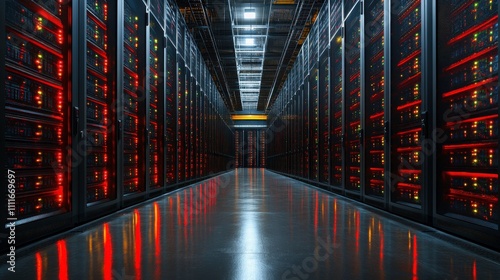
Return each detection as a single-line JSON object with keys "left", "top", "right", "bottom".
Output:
{"left": 2, "top": 168, "right": 500, "bottom": 279}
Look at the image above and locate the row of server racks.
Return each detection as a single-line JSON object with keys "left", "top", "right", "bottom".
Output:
{"left": 235, "top": 130, "right": 266, "bottom": 168}
{"left": 1, "top": 0, "right": 235, "bottom": 248}
{"left": 266, "top": 0, "right": 500, "bottom": 250}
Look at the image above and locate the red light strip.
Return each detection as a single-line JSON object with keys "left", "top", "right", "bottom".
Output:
{"left": 445, "top": 171, "right": 498, "bottom": 179}
{"left": 442, "top": 77, "right": 498, "bottom": 98}
{"left": 124, "top": 66, "right": 139, "bottom": 78}
{"left": 448, "top": 189, "right": 498, "bottom": 203}
{"left": 450, "top": 0, "right": 474, "bottom": 18}
{"left": 350, "top": 72, "right": 361, "bottom": 82}
{"left": 350, "top": 166, "right": 361, "bottom": 170}
{"left": 448, "top": 16, "right": 498, "bottom": 45}
{"left": 350, "top": 120, "right": 360, "bottom": 127}
{"left": 370, "top": 179, "right": 385, "bottom": 184}
{"left": 350, "top": 102, "right": 360, "bottom": 110}
{"left": 397, "top": 183, "right": 421, "bottom": 190}
{"left": 370, "top": 112, "right": 384, "bottom": 120}
{"left": 350, "top": 87, "right": 360, "bottom": 96}
{"left": 87, "top": 67, "right": 107, "bottom": 80}
{"left": 396, "top": 146, "right": 421, "bottom": 152}
{"left": 445, "top": 46, "right": 496, "bottom": 71}
{"left": 443, "top": 142, "right": 496, "bottom": 150}
{"left": 398, "top": 0, "right": 421, "bottom": 23}
{"left": 7, "top": 27, "right": 63, "bottom": 58}
{"left": 396, "top": 100, "right": 421, "bottom": 111}
{"left": 399, "top": 169, "right": 422, "bottom": 174}
{"left": 87, "top": 11, "right": 107, "bottom": 30}
{"left": 397, "top": 49, "right": 421, "bottom": 67}
{"left": 445, "top": 114, "right": 497, "bottom": 125}
{"left": 370, "top": 167, "right": 385, "bottom": 171}
{"left": 396, "top": 127, "right": 421, "bottom": 135}
{"left": 397, "top": 72, "right": 421, "bottom": 89}
{"left": 6, "top": 65, "right": 63, "bottom": 90}
{"left": 370, "top": 134, "right": 385, "bottom": 139}
{"left": 369, "top": 149, "right": 384, "bottom": 154}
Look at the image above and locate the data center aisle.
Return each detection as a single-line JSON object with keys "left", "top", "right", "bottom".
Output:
{"left": 2, "top": 168, "right": 500, "bottom": 279}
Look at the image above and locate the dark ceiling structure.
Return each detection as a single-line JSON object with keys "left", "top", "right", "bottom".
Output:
{"left": 176, "top": 0, "right": 324, "bottom": 112}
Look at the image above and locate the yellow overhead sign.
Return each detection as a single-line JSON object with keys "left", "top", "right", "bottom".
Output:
{"left": 231, "top": 115, "right": 267, "bottom": 121}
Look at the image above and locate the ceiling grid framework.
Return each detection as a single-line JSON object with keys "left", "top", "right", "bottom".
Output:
{"left": 177, "top": 0, "right": 323, "bottom": 112}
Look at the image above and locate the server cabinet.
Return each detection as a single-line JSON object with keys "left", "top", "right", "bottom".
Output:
{"left": 165, "top": 41, "right": 176, "bottom": 185}
{"left": 4, "top": 0, "right": 73, "bottom": 242}
{"left": 330, "top": 29, "right": 343, "bottom": 189}
{"left": 195, "top": 77, "right": 201, "bottom": 178}
{"left": 120, "top": 0, "right": 146, "bottom": 197}
{"left": 186, "top": 71, "right": 193, "bottom": 181}
{"left": 309, "top": 26, "right": 320, "bottom": 181}
{"left": 82, "top": 0, "right": 119, "bottom": 212}
{"left": 390, "top": 0, "right": 426, "bottom": 215}
{"left": 260, "top": 129, "right": 266, "bottom": 167}
{"left": 319, "top": 53, "right": 330, "bottom": 184}
{"left": 364, "top": 0, "right": 386, "bottom": 200}
{"left": 435, "top": 0, "right": 499, "bottom": 248}
{"left": 177, "top": 56, "right": 185, "bottom": 182}
{"left": 235, "top": 130, "right": 240, "bottom": 167}
{"left": 147, "top": 16, "right": 164, "bottom": 191}
{"left": 301, "top": 82, "right": 310, "bottom": 178}
{"left": 344, "top": 2, "right": 362, "bottom": 195}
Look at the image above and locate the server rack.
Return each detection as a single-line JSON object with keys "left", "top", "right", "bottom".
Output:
{"left": 83, "top": 0, "right": 119, "bottom": 213}
{"left": 309, "top": 24, "right": 319, "bottom": 182}
{"left": 389, "top": 0, "right": 426, "bottom": 218}
{"left": 319, "top": 5, "right": 330, "bottom": 184}
{"left": 330, "top": 28, "right": 343, "bottom": 190}
{"left": 165, "top": 40, "right": 176, "bottom": 185}
{"left": 260, "top": 129, "right": 266, "bottom": 167}
{"left": 120, "top": 0, "right": 146, "bottom": 198}
{"left": 364, "top": 0, "right": 386, "bottom": 201}
{"left": 176, "top": 55, "right": 185, "bottom": 182}
{"left": 435, "top": 0, "right": 500, "bottom": 247}
{"left": 4, "top": 0, "right": 73, "bottom": 239}
{"left": 147, "top": 15, "right": 165, "bottom": 191}
{"left": 265, "top": 0, "right": 500, "bottom": 251}
{"left": 184, "top": 35, "right": 191, "bottom": 181}
{"left": 344, "top": 1, "right": 362, "bottom": 195}
{"left": 2, "top": 0, "right": 235, "bottom": 249}
{"left": 165, "top": 2, "right": 176, "bottom": 185}
{"left": 302, "top": 39, "right": 310, "bottom": 179}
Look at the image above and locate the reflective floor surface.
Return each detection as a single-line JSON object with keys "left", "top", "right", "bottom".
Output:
{"left": 1, "top": 169, "right": 500, "bottom": 279}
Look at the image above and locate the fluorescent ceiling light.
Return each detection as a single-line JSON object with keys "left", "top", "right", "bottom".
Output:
{"left": 244, "top": 9, "right": 256, "bottom": 19}
{"left": 245, "top": 38, "right": 255, "bottom": 45}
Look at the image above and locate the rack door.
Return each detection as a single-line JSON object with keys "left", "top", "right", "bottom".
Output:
{"left": 121, "top": 0, "right": 146, "bottom": 196}
{"left": 344, "top": 2, "right": 362, "bottom": 194}
{"left": 435, "top": 0, "right": 499, "bottom": 245}
{"left": 390, "top": 0, "right": 424, "bottom": 211}
{"left": 148, "top": 16, "right": 164, "bottom": 191}
{"left": 4, "top": 0, "right": 72, "bottom": 234}
{"left": 364, "top": 0, "right": 386, "bottom": 200}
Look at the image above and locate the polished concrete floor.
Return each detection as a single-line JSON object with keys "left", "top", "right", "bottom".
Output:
{"left": 2, "top": 168, "right": 500, "bottom": 279}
